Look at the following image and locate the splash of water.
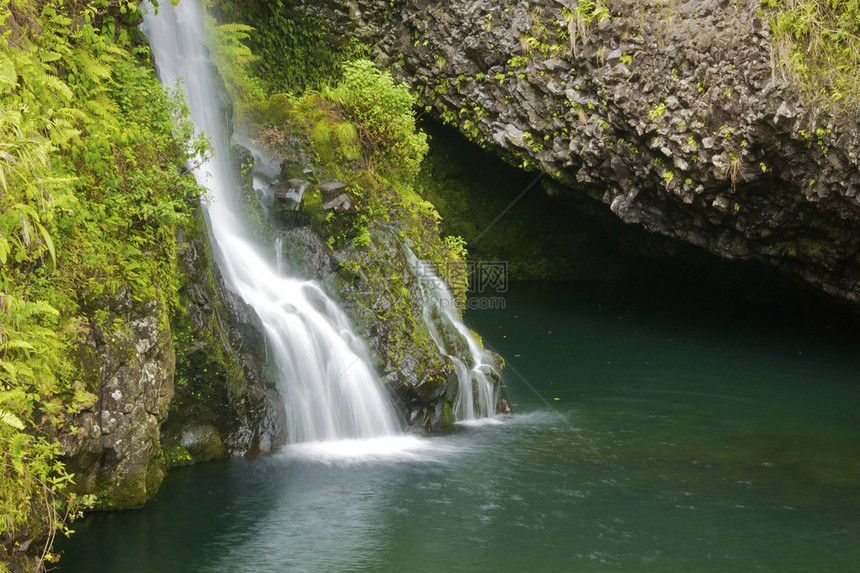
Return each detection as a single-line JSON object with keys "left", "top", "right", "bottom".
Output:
{"left": 142, "top": 0, "right": 399, "bottom": 443}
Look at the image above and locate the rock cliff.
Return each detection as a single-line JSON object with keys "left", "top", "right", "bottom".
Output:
{"left": 62, "top": 292, "right": 174, "bottom": 509}
{"left": 166, "top": 211, "right": 287, "bottom": 460}
{"left": 330, "top": 0, "right": 860, "bottom": 303}
{"left": 60, "top": 207, "right": 287, "bottom": 511}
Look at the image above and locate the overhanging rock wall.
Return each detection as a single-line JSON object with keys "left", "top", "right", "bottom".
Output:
{"left": 331, "top": 0, "right": 860, "bottom": 302}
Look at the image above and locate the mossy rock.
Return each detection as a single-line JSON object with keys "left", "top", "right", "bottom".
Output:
{"left": 178, "top": 423, "right": 225, "bottom": 461}
{"left": 161, "top": 443, "right": 194, "bottom": 469}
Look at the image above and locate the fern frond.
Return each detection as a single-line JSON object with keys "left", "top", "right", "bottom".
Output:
{"left": 0, "top": 361, "right": 19, "bottom": 378}
{"left": 104, "top": 43, "right": 126, "bottom": 57}
{"left": 0, "top": 51, "right": 17, "bottom": 90}
{"left": 54, "top": 106, "right": 88, "bottom": 123}
{"left": 46, "top": 123, "right": 79, "bottom": 146}
{"left": 10, "top": 433, "right": 25, "bottom": 474}
{"left": 77, "top": 50, "right": 112, "bottom": 81}
{"left": 14, "top": 299, "right": 59, "bottom": 319}
{"left": 39, "top": 50, "right": 61, "bottom": 64}
{"left": 0, "top": 107, "right": 23, "bottom": 135}
{"left": 84, "top": 92, "right": 119, "bottom": 120}
{"left": 31, "top": 72, "right": 73, "bottom": 101}
{"left": 1, "top": 339, "right": 35, "bottom": 352}
{"left": 0, "top": 409, "right": 24, "bottom": 430}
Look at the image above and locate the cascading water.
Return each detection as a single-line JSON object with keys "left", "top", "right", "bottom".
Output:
{"left": 402, "top": 245, "right": 498, "bottom": 421}
{"left": 141, "top": 0, "right": 399, "bottom": 442}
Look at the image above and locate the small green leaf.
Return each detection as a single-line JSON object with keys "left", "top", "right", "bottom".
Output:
{"left": 0, "top": 51, "right": 17, "bottom": 90}
{"left": 35, "top": 222, "right": 56, "bottom": 270}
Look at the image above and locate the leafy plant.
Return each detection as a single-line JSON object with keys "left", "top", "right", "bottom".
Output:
{"left": 0, "top": 0, "right": 206, "bottom": 567}
{"left": 568, "top": 0, "right": 611, "bottom": 56}
{"left": 648, "top": 102, "right": 667, "bottom": 120}
{"left": 443, "top": 235, "right": 469, "bottom": 261}
{"left": 206, "top": 0, "right": 366, "bottom": 94}
{"left": 205, "top": 19, "right": 265, "bottom": 103}
{"left": 325, "top": 59, "right": 429, "bottom": 182}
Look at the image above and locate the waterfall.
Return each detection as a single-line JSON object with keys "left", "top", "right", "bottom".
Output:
{"left": 402, "top": 245, "right": 498, "bottom": 421}
{"left": 141, "top": 1, "right": 399, "bottom": 443}
{"left": 274, "top": 235, "right": 284, "bottom": 274}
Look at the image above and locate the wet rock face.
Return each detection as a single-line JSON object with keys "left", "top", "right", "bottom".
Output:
{"left": 270, "top": 179, "right": 359, "bottom": 228}
{"left": 167, "top": 214, "right": 287, "bottom": 457}
{"left": 330, "top": 0, "right": 860, "bottom": 303}
{"left": 62, "top": 291, "right": 174, "bottom": 509}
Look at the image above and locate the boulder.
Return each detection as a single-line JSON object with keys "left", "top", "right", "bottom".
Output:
{"left": 272, "top": 178, "right": 312, "bottom": 211}
{"left": 62, "top": 290, "right": 174, "bottom": 509}
{"left": 272, "top": 179, "right": 314, "bottom": 226}
{"left": 317, "top": 181, "right": 349, "bottom": 202}
{"left": 179, "top": 423, "right": 224, "bottom": 461}
{"left": 322, "top": 192, "right": 357, "bottom": 213}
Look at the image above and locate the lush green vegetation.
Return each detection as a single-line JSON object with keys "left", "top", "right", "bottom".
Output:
{"left": 766, "top": 0, "right": 860, "bottom": 104}
{"left": 205, "top": 0, "right": 365, "bottom": 94}
{"left": 245, "top": 60, "right": 467, "bottom": 298}
{"left": 201, "top": 1, "right": 455, "bottom": 269}
{"left": 1, "top": 0, "right": 204, "bottom": 567}
{"left": 204, "top": 0, "right": 471, "bottom": 301}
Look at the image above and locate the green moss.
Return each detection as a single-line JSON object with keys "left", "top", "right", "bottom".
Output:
{"left": 161, "top": 444, "right": 194, "bottom": 469}
{"left": 304, "top": 188, "right": 322, "bottom": 210}
{"left": 172, "top": 211, "right": 250, "bottom": 419}
{"left": 441, "top": 401, "right": 454, "bottom": 425}
{"left": 798, "top": 238, "right": 833, "bottom": 256}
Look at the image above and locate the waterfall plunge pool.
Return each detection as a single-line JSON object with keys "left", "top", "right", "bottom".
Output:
{"left": 57, "top": 281, "right": 860, "bottom": 572}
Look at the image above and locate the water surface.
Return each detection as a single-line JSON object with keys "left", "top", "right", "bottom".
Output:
{"left": 58, "top": 282, "right": 860, "bottom": 572}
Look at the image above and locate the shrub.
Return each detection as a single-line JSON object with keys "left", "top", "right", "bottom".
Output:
{"left": 326, "top": 59, "right": 429, "bottom": 182}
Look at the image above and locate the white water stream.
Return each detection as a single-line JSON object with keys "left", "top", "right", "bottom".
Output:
{"left": 402, "top": 245, "right": 498, "bottom": 421}
{"left": 142, "top": 0, "right": 399, "bottom": 443}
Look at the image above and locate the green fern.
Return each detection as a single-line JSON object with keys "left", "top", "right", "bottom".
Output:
{"left": 205, "top": 15, "right": 265, "bottom": 103}
{"left": 0, "top": 408, "right": 24, "bottom": 430}
{"left": 0, "top": 0, "right": 208, "bottom": 563}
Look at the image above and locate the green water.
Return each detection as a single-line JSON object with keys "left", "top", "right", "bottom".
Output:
{"left": 57, "top": 282, "right": 860, "bottom": 572}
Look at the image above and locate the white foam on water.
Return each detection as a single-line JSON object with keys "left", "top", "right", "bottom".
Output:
{"left": 281, "top": 435, "right": 457, "bottom": 464}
